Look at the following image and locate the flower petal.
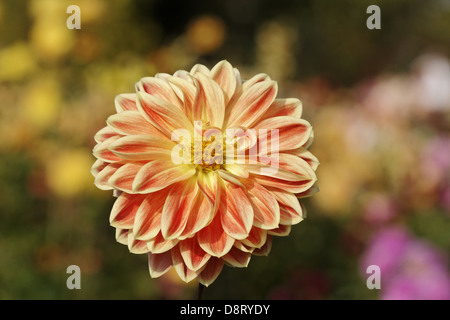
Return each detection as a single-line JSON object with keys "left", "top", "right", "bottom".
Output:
{"left": 173, "top": 70, "right": 193, "bottom": 81}
{"left": 269, "top": 188, "right": 304, "bottom": 225}
{"left": 137, "top": 77, "right": 182, "bottom": 109}
{"left": 252, "top": 235, "right": 272, "bottom": 256}
{"left": 133, "top": 190, "right": 168, "bottom": 241}
{"left": 108, "top": 162, "right": 145, "bottom": 192}
{"left": 91, "top": 159, "right": 108, "bottom": 178}
{"left": 211, "top": 60, "right": 238, "bottom": 104}
{"left": 219, "top": 179, "right": 254, "bottom": 240}
{"left": 227, "top": 73, "right": 270, "bottom": 111}
{"left": 233, "top": 241, "right": 255, "bottom": 253}
{"left": 268, "top": 224, "right": 291, "bottom": 236}
{"left": 241, "top": 227, "right": 267, "bottom": 249}
{"left": 222, "top": 246, "right": 251, "bottom": 268}
{"left": 179, "top": 237, "right": 211, "bottom": 272}
{"left": 195, "top": 73, "right": 225, "bottom": 128}
{"left": 217, "top": 169, "right": 245, "bottom": 188}
{"left": 179, "top": 192, "right": 214, "bottom": 239}
{"left": 244, "top": 180, "right": 280, "bottom": 230}
{"left": 242, "top": 73, "right": 271, "bottom": 91}
{"left": 109, "top": 134, "right": 174, "bottom": 161}
{"left": 190, "top": 77, "right": 203, "bottom": 122}
{"left": 224, "top": 125, "right": 258, "bottom": 156}
{"left": 251, "top": 175, "right": 313, "bottom": 194}
{"left": 148, "top": 251, "right": 172, "bottom": 278}
{"left": 198, "top": 257, "right": 224, "bottom": 287}
{"left": 197, "top": 170, "right": 220, "bottom": 215}
{"left": 115, "top": 93, "right": 138, "bottom": 112}
{"left": 107, "top": 111, "right": 167, "bottom": 138}
{"left": 246, "top": 153, "right": 317, "bottom": 193}
{"left": 109, "top": 193, "right": 146, "bottom": 229}
{"left": 132, "top": 161, "right": 196, "bottom": 193}
{"left": 198, "top": 214, "right": 235, "bottom": 257}
{"left": 285, "top": 147, "right": 320, "bottom": 171}
{"left": 94, "top": 162, "right": 121, "bottom": 190}
{"left": 255, "top": 116, "right": 312, "bottom": 152}
{"left": 259, "top": 98, "right": 303, "bottom": 121}
{"left": 171, "top": 245, "right": 203, "bottom": 283}
{"left": 94, "top": 126, "right": 120, "bottom": 144}
{"left": 190, "top": 63, "right": 210, "bottom": 76}
{"left": 92, "top": 136, "right": 122, "bottom": 163}
{"left": 161, "top": 179, "right": 199, "bottom": 240}
{"left": 227, "top": 80, "right": 277, "bottom": 128}
{"left": 147, "top": 231, "right": 179, "bottom": 254}
{"left": 115, "top": 228, "right": 129, "bottom": 245}
{"left": 276, "top": 153, "right": 317, "bottom": 180}
{"left": 166, "top": 76, "right": 197, "bottom": 120}
{"left": 302, "top": 130, "right": 314, "bottom": 149}
{"left": 127, "top": 233, "right": 150, "bottom": 254}
{"left": 233, "top": 68, "right": 242, "bottom": 86}
{"left": 244, "top": 156, "right": 313, "bottom": 182}
{"left": 155, "top": 72, "right": 171, "bottom": 80}
{"left": 223, "top": 164, "right": 249, "bottom": 179}
{"left": 296, "top": 184, "right": 320, "bottom": 198}
{"left": 136, "top": 91, "right": 193, "bottom": 137}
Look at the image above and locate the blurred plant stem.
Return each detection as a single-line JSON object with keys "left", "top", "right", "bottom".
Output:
{"left": 197, "top": 283, "right": 205, "bottom": 300}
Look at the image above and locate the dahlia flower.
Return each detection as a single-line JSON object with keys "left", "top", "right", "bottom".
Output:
{"left": 91, "top": 60, "right": 319, "bottom": 287}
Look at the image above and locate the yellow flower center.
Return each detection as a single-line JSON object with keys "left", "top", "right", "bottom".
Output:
{"left": 192, "top": 133, "right": 224, "bottom": 172}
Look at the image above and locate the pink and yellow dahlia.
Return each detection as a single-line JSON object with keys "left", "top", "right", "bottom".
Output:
{"left": 91, "top": 60, "right": 319, "bottom": 286}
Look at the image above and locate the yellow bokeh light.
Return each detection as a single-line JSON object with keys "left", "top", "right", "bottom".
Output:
{"left": 20, "top": 77, "right": 61, "bottom": 130}
{"left": 186, "top": 15, "right": 226, "bottom": 55}
{"left": 29, "top": 0, "right": 67, "bottom": 19}
{"left": 30, "top": 20, "right": 75, "bottom": 62}
{"left": 46, "top": 149, "right": 95, "bottom": 198}
{"left": 0, "top": 42, "right": 37, "bottom": 81}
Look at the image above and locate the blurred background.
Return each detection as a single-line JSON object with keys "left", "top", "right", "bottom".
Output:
{"left": 0, "top": 0, "right": 449, "bottom": 299}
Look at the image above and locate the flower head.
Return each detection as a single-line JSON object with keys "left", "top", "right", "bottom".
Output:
{"left": 91, "top": 60, "right": 318, "bottom": 286}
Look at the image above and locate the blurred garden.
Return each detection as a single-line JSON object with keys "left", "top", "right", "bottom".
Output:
{"left": 0, "top": 0, "right": 449, "bottom": 299}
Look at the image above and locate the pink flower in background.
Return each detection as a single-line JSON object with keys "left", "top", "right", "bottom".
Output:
{"left": 91, "top": 60, "right": 318, "bottom": 286}
{"left": 360, "top": 228, "right": 410, "bottom": 279}
{"left": 382, "top": 241, "right": 450, "bottom": 300}
{"left": 360, "top": 227, "right": 450, "bottom": 300}
{"left": 362, "top": 193, "right": 397, "bottom": 224}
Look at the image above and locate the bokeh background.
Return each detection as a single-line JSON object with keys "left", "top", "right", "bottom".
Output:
{"left": 1, "top": 0, "right": 449, "bottom": 300}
